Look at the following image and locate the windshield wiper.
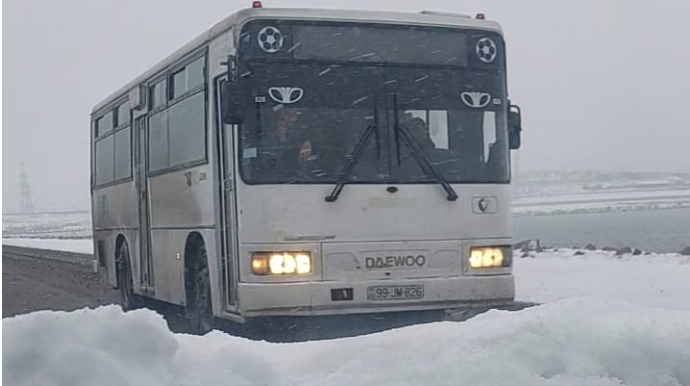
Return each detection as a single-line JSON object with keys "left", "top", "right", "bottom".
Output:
{"left": 326, "top": 94, "right": 457, "bottom": 202}
{"left": 392, "top": 96, "right": 458, "bottom": 202}
{"left": 325, "top": 122, "right": 377, "bottom": 202}
{"left": 325, "top": 97, "right": 380, "bottom": 202}
{"left": 397, "top": 124, "right": 458, "bottom": 201}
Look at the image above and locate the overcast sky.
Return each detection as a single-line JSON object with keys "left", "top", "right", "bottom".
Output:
{"left": 3, "top": 0, "right": 690, "bottom": 211}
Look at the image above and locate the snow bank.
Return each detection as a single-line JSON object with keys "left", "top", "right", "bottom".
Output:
{"left": 2, "top": 238, "right": 93, "bottom": 254}
{"left": 514, "top": 250, "right": 690, "bottom": 311}
{"left": 4, "top": 299, "right": 690, "bottom": 386}
{"left": 2, "top": 307, "right": 177, "bottom": 386}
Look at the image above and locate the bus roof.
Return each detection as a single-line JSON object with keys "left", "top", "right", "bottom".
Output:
{"left": 91, "top": 7, "right": 502, "bottom": 115}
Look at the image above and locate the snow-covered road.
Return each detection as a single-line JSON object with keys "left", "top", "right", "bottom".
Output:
{"left": 2, "top": 238, "right": 94, "bottom": 254}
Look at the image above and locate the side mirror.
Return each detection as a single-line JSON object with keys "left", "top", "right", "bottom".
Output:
{"left": 221, "top": 80, "right": 243, "bottom": 125}
{"left": 508, "top": 104, "right": 522, "bottom": 150}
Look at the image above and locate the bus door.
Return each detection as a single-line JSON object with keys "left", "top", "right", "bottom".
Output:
{"left": 133, "top": 116, "right": 155, "bottom": 294}
{"left": 216, "top": 77, "right": 239, "bottom": 310}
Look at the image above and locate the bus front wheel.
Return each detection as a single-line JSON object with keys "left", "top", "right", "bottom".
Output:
{"left": 184, "top": 242, "right": 214, "bottom": 335}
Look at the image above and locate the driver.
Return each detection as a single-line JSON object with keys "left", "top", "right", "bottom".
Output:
{"left": 273, "top": 107, "right": 312, "bottom": 162}
{"left": 400, "top": 113, "right": 436, "bottom": 152}
{"left": 259, "top": 106, "right": 316, "bottom": 177}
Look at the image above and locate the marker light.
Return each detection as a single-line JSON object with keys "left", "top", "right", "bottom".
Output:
{"left": 251, "top": 256, "right": 269, "bottom": 275}
{"left": 252, "top": 252, "right": 312, "bottom": 275}
{"left": 476, "top": 13, "right": 486, "bottom": 19}
{"left": 252, "top": 1, "right": 263, "bottom": 8}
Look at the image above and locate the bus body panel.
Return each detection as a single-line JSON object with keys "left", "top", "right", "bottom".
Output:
{"left": 146, "top": 228, "right": 220, "bottom": 307}
{"left": 147, "top": 229, "right": 186, "bottom": 305}
{"left": 92, "top": 182, "right": 138, "bottom": 289}
{"left": 236, "top": 239, "right": 513, "bottom": 283}
{"left": 232, "top": 182, "right": 513, "bottom": 316}
{"left": 235, "top": 183, "right": 511, "bottom": 244}
{"left": 236, "top": 275, "right": 515, "bottom": 317}
{"left": 147, "top": 165, "right": 215, "bottom": 229}
{"left": 321, "top": 239, "right": 466, "bottom": 281}
{"left": 92, "top": 181, "right": 137, "bottom": 231}
{"left": 208, "top": 30, "right": 235, "bottom": 79}
{"left": 93, "top": 230, "right": 119, "bottom": 287}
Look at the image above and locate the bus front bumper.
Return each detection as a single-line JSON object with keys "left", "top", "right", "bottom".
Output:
{"left": 234, "top": 274, "right": 515, "bottom": 317}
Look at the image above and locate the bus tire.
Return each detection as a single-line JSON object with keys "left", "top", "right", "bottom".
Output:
{"left": 185, "top": 242, "right": 214, "bottom": 335}
{"left": 116, "top": 241, "right": 139, "bottom": 311}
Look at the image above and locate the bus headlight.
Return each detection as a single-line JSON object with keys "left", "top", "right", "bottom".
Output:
{"left": 251, "top": 252, "right": 312, "bottom": 275}
{"left": 469, "top": 247, "right": 511, "bottom": 269}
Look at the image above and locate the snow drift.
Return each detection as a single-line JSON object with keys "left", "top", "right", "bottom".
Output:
{"left": 4, "top": 298, "right": 690, "bottom": 386}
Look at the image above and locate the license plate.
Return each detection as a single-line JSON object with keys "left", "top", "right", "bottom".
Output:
{"left": 367, "top": 285, "right": 424, "bottom": 301}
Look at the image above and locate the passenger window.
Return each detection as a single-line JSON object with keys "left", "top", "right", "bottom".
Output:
{"left": 114, "top": 127, "right": 132, "bottom": 179}
{"left": 150, "top": 80, "right": 167, "bottom": 110}
{"left": 172, "top": 57, "right": 205, "bottom": 99}
{"left": 115, "top": 102, "right": 130, "bottom": 127}
{"left": 147, "top": 93, "right": 206, "bottom": 172}
{"left": 148, "top": 110, "right": 169, "bottom": 172}
{"left": 95, "top": 112, "right": 114, "bottom": 137}
{"left": 169, "top": 92, "right": 205, "bottom": 166}
{"left": 95, "top": 135, "right": 115, "bottom": 184}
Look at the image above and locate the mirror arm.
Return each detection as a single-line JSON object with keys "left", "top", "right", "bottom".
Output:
{"left": 221, "top": 51, "right": 237, "bottom": 81}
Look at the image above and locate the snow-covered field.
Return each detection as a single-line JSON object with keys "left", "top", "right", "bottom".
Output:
{"left": 512, "top": 171, "right": 690, "bottom": 216}
{"left": 2, "top": 212, "right": 92, "bottom": 239}
{"left": 513, "top": 188, "right": 690, "bottom": 216}
{"left": 4, "top": 250, "right": 690, "bottom": 386}
{"left": 515, "top": 249, "right": 690, "bottom": 311}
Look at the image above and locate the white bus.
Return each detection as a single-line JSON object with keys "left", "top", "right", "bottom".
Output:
{"left": 91, "top": 4, "right": 523, "bottom": 334}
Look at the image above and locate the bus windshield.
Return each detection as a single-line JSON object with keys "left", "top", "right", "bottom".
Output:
{"left": 238, "top": 63, "right": 510, "bottom": 185}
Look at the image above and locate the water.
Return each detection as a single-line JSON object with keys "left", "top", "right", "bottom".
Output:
{"left": 514, "top": 208, "right": 690, "bottom": 253}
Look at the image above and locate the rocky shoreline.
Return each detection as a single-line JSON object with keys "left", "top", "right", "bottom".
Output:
{"left": 514, "top": 239, "right": 690, "bottom": 258}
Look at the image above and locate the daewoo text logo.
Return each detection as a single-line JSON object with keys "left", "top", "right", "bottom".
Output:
{"left": 365, "top": 255, "right": 426, "bottom": 269}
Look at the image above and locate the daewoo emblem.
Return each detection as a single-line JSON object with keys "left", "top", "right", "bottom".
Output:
{"left": 461, "top": 92, "right": 491, "bottom": 109}
{"left": 268, "top": 87, "right": 304, "bottom": 104}
{"left": 478, "top": 198, "right": 489, "bottom": 213}
{"left": 472, "top": 196, "right": 497, "bottom": 214}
